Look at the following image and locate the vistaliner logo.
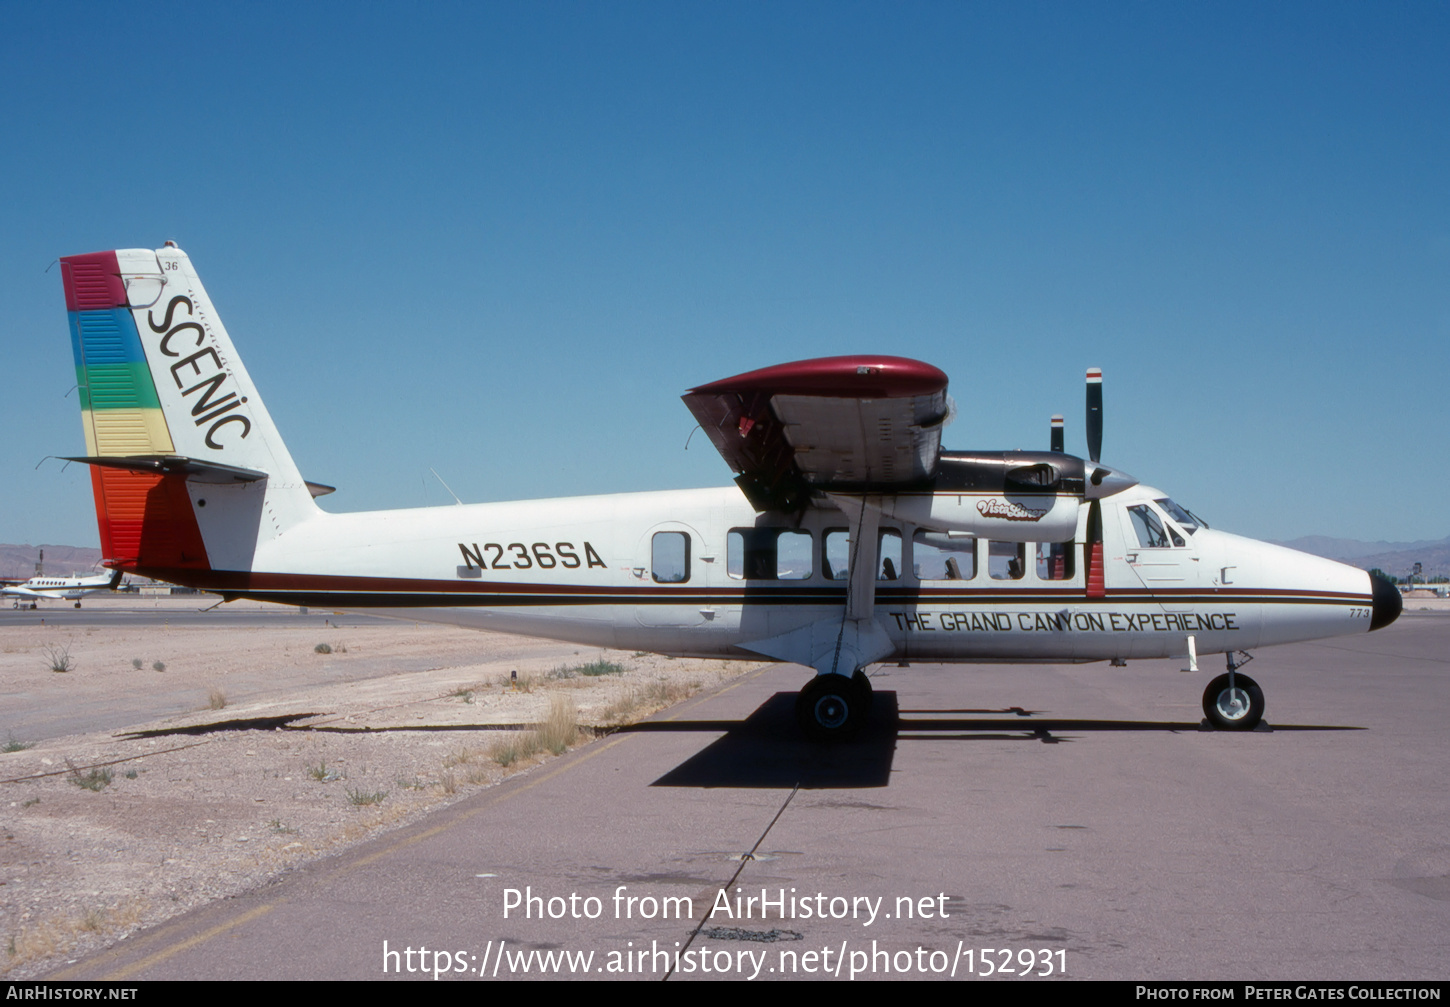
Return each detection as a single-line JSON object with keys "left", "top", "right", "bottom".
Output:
{"left": 976, "top": 498, "right": 1048, "bottom": 522}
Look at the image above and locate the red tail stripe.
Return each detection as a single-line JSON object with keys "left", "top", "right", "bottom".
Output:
{"left": 61, "top": 251, "right": 126, "bottom": 311}
{"left": 91, "top": 467, "right": 210, "bottom": 570}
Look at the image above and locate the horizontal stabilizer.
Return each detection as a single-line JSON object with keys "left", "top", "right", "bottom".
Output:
{"left": 62, "top": 454, "right": 267, "bottom": 484}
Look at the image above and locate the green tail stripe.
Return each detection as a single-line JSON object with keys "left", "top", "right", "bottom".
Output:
{"left": 76, "top": 363, "right": 162, "bottom": 412}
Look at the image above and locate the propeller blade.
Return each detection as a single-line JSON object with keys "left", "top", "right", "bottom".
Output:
{"left": 1085, "top": 368, "right": 1103, "bottom": 464}
{"left": 1050, "top": 415, "right": 1064, "bottom": 453}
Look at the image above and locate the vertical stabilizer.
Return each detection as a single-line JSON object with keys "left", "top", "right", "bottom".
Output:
{"left": 61, "top": 245, "right": 318, "bottom": 575}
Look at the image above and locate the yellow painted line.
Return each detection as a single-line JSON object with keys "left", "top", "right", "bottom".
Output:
{"left": 53, "top": 664, "right": 772, "bottom": 980}
{"left": 50, "top": 904, "right": 275, "bottom": 981}
{"left": 57, "top": 734, "right": 636, "bottom": 979}
{"left": 345, "top": 735, "right": 633, "bottom": 869}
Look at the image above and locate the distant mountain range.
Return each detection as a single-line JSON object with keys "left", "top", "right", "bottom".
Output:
{"left": 1270, "top": 535, "right": 1450, "bottom": 579}
{"left": 0, "top": 544, "right": 104, "bottom": 580}
{"left": 5, "top": 535, "right": 1447, "bottom": 581}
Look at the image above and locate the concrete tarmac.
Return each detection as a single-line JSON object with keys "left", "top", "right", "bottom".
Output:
{"left": 46, "top": 613, "right": 1450, "bottom": 981}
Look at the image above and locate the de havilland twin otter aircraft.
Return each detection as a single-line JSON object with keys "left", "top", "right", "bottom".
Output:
{"left": 56, "top": 244, "right": 1401, "bottom": 740}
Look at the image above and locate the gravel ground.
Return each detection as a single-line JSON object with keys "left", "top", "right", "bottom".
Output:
{"left": 0, "top": 598, "right": 750, "bottom": 977}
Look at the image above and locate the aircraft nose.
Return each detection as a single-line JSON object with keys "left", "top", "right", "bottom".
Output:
{"left": 1369, "top": 573, "right": 1403, "bottom": 631}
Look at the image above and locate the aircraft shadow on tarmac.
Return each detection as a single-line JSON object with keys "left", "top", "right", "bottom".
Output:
{"left": 637, "top": 692, "right": 1363, "bottom": 790}
{"left": 119, "top": 716, "right": 545, "bottom": 738}
{"left": 112, "top": 698, "right": 1359, "bottom": 784}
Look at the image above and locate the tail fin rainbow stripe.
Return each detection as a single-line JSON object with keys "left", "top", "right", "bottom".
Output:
{"left": 59, "top": 245, "right": 317, "bottom": 575}
{"left": 63, "top": 250, "right": 201, "bottom": 567}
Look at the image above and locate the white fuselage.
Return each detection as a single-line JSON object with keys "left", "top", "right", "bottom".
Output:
{"left": 182, "top": 480, "right": 1377, "bottom": 667}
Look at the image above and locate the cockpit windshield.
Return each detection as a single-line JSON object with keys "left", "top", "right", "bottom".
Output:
{"left": 1155, "top": 498, "right": 1208, "bottom": 534}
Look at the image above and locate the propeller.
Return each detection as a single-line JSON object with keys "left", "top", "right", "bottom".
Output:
{"left": 1085, "top": 367, "right": 1102, "bottom": 464}
{"left": 1047, "top": 369, "right": 1135, "bottom": 598}
{"left": 1083, "top": 368, "right": 1107, "bottom": 598}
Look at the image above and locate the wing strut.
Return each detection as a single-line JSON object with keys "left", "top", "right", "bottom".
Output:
{"left": 735, "top": 495, "right": 895, "bottom": 679}
{"left": 844, "top": 496, "right": 880, "bottom": 624}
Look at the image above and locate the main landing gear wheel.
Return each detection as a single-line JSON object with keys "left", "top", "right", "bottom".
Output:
{"left": 796, "top": 674, "right": 871, "bottom": 742}
{"left": 1202, "top": 672, "right": 1265, "bottom": 731}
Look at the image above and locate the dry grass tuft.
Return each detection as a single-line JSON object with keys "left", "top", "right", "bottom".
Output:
{"left": 537, "top": 695, "right": 580, "bottom": 755}
{"left": 69, "top": 767, "right": 112, "bottom": 792}
{"left": 597, "top": 678, "right": 701, "bottom": 727}
{"left": 487, "top": 731, "right": 539, "bottom": 767}
{"left": 548, "top": 659, "right": 626, "bottom": 680}
{"left": 44, "top": 644, "right": 74, "bottom": 673}
{"left": 346, "top": 787, "right": 387, "bottom": 806}
{"left": 442, "top": 748, "right": 473, "bottom": 768}
{"left": 4, "top": 900, "right": 149, "bottom": 973}
{"left": 207, "top": 687, "right": 227, "bottom": 710}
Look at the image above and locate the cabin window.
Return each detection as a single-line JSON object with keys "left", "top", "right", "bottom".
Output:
{"left": 1035, "top": 542, "right": 1075, "bottom": 581}
{"left": 727, "top": 528, "right": 813, "bottom": 580}
{"left": 913, "top": 530, "right": 976, "bottom": 581}
{"left": 989, "top": 541, "right": 1026, "bottom": 580}
{"left": 776, "top": 530, "right": 813, "bottom": 580}
{"left": 824, "top": 529, "right": 850, "bottom": 580}
{"left": 651, "top": 531, "right": 690, "bottom": 583}
{"left": 822, "top": 527, "right": 903, "bottom": 581}
{"left": 878, "top": 530, "right": 902, "bottom": 581}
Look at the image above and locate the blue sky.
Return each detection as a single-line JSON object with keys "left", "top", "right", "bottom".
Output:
{"left": 2, "top": 2, "right": 1447, "bottom": 548}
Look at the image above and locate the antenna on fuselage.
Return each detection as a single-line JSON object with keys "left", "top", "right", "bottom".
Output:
{"left": 430, "top": 468, "right": 464, "bottom": 506}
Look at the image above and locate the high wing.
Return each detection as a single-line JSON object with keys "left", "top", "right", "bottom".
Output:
{"left": 682, "top": 355, "right": 952, "bottom": 511}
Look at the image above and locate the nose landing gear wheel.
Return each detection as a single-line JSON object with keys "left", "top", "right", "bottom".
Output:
{"left": 1202, "top": 672, "right": 1264, "bottom": 731}
{"left": 796, "top": 674, "right": 871, "bottom": 742}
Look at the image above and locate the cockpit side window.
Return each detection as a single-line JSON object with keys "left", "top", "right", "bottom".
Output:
{"left": 1128, "top": 505, "right": 1171, "bottom": 548}
{"left": 1155, "top": 498, "right": 1206, "bottom": 535}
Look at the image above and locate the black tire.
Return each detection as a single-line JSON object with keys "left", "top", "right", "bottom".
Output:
{"left": 796, "top": 674, "right": 869, "bottom": 742}
{"left": 1202, "top": 673, "right": 1265, "bottom": 731}
{"left": 852, "top": 669, "right": 873, "bottom": 697}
